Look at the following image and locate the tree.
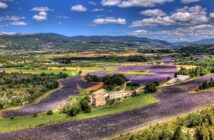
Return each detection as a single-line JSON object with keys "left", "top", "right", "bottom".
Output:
{"left": 160, "top": 130, "right": 172, "bottom": 140}
{"left": 80, "top": 98, "right": 91, "bottom": 113}
{"left": 68, "top": 104, "right": 81, "bottom": 116}
{"left": 47, "top": 110, "right": 53, "bottom": 115}
{"left": 0, "top": 104, "right": 3, "bottom": 109}
{"left": 173, "top": 126, "right": 185, "bottom": 140}
{"left": 195, "top": 127, "right": 210, "bottom": 140}
{"left": 144, "top": 83, "right": 157, "bottom": 93}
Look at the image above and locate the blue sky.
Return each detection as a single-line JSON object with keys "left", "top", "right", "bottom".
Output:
{"left": 0, "top": 0, "right": 214, "bottom": 42}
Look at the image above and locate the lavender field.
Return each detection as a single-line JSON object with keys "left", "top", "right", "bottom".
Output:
{"left": 1, "top": 74, "right": 214, "bottom": 140}
{"left": 91, "top": 57, "right": 177, "bottom": 84}
{"left": 2, "top": 77, "right": 95, "bottom": 117}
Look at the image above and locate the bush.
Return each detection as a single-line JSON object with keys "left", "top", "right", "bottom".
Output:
{"left": 62, "top": 103, "right": 81, "bottom": 116}
{"left": 68, "top": 104, "right": 81, "bottom": 116}
{"left": 32, "top": 113, "right": 38, "bottom": 117}
{"left": 144, "top": 82, "right": 158, "bottom": 93}
{"left": 80, "top": 99, "right": 91, "bottom": 113}
{"left": 47, "top": 110, "right": 53, "bottom": 115}
{"left": 0, "top": 104, "right": 4, "bottom": 109}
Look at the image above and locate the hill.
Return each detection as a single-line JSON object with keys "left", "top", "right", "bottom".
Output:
{"left": 0, "top": 33, "right": 171, "bottom": 54}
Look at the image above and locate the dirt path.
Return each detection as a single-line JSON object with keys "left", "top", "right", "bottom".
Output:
{"left": 0, "top": 74, "right": 214, "bottom": 140}
{"left": 2, "top": 77, "right": 93, "bottom": 117}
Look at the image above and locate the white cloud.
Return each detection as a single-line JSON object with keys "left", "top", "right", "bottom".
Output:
{"left": 101, "top": 0, "right": 173, "bottom": 7}
{"left": 0, "top": 32, "right": 16, "bottom": 36}
{"left": 92, "top": 8, "right": 105, "bottom": 12}
{"left": 92, "top": 17, "right": 126, "bottom": 25}
{"left": 33, "top": 12, "right": 48, "bottom": 21}
{"left": 132, "top": 24, "right": 214, "bottom": 41}
{"left": 10, "top": 21, "right": 28, "bottom": 26}
{"left": 131, "top": 5, "right": 208, "bottom": 27}
{"left": 71, "top": 5, "right": 87, "bottom": 12}
{"left": 101, "top": 0, "right": 120, "bottom": 6}
{"left": 181, "top": 0, "right": 200, "bottom": 4}
{"left": 131, "top": 16, "right": 174, "bottom": 27}
{"left": 140, "top": 9, "right": 166, "bottom": 17}
{"left": 129, "top": 29, "right": 147, "bottom": 36}
{"left": 210, "top": 13, "right": 214, "bottom": 19}
{"left": 31, "top": 7, "right": 52, "bottom": 12}
{"left": 56, "top": 16, "right": 69, "bottom": 19}
{"left": 0, "top": 1, "right": 8, "bottom": 9}
{"left": 0, "top": 16, "right": 25, "bottom": 21}
{"left": 89, "top": 1, "right": 97, "bottom": 5}
{"left": 91, "top": 8, "right": 112, "bottom": 12}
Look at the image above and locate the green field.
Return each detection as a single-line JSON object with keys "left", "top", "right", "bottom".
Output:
{"left": 5, "top": 68, "right": 78, "bottom": 76}
{"left": 0, "top": 94, "right": 158, "bottom": 132}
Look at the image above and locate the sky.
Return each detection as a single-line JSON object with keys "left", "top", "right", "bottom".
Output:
{"left": 0, "top": 0, "right": 214, "bottom": 42}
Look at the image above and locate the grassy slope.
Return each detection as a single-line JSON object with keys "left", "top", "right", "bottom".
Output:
{"left": 0, "top": 94, "right": 158, "bottom": 132}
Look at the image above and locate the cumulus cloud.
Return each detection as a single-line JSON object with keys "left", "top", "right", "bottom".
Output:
{"left": 131, "top": 5, "right": 208, "bottom": 27}
{"left": 140, "top": 9, "right": 166, "bottom": 17}
{"left": 33, "top": 12, "right": 48, "bottom": 21}
{"left": 71, "top": 5, "right": 87, "bottom": 12}
{"left": 0, "top": 16, "right": 25, "bottom": 21}
{"left": 210, "top": 13, "right": 214, "bottom": 19}
{"left": 181, "top": 0, "right": 200, "bottom": 4}
{"left": 92, "top": 17, "right": 126, "bottom": 25}
{"left": 162, "top": 24, "right": 214, "bottom": 40}
{"left": 131, "top": 24, "right": 214, "bottom": 41}
{"left": 101, "top": 0, "right": 173, "bottom": 7}
{"left": 10, "top": 21, "right": 28, "bottom": 26}
{"left": 31, "top": 7, "right": 52, "bottom": 12}
{"left": 0, "top": 1, "right": 8, "bottom": 9}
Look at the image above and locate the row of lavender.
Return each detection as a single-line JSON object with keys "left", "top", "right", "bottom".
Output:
{"left": 91, "top": 57, "right": 177, "bottom": 84}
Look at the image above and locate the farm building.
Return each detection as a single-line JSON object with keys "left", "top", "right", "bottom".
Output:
{"left": 109, "top": 91, "right": 132, "bottom": 100}
{"left": 168, "top": 75, "right": 190, "bottom": 84}
{"left": 89, "top": 89, "right": 107, "bottom": 107}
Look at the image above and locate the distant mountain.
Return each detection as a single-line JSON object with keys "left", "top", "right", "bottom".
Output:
{"left": 191, "top": 38, "right": 214, "bottom": 45}
{"left": 173, "top": 38, "right": 214, "bottom": 47}
{"left": 0, "top": 33, "right": 172, "bottom": 53}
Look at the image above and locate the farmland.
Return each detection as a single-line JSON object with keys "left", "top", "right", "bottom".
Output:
{"left": 0, "top": 94, "right": 157, "bottom": 132}
{"left": 0, "top": 50, "right": 214, "bottom": 139}
{"left": 0, "top": 41, "right": 214, "bottom": 140}
{"left": 1, "top": 1, "right": 214, "bottom": 139}
{"left": 0, "top": 74, "right": 214, "bottom": 139}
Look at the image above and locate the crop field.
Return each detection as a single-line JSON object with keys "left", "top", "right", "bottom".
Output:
{"left": 5, "top": 68, "right": 77, "bottom": 76}
{"left": 1, "top": 74, "right": 214, "bottom": 139}
{"left": 0, "top": 93, "right": 157, "bottom": 132}
{"left": 2, "top": 77, "right": 92, "bottom": 117}
{"left": 91, "top": 58, "right": 177, "bottom": 84}
{"left": 1, "top": 2, "right": 214, "bottom": 139}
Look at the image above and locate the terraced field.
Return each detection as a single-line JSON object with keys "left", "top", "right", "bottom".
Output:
{"left": 1, "top": 74, "right": 214, "bottom": 140}
{"left": 2, "top": 77, "right": 94, "bottom": 117}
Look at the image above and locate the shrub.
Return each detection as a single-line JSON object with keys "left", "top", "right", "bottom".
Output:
{"left": 32, "top": 113, "right": 38, "bottom": 117}
{"left": 47, "top": 110, "right": 53, "bottom": 115}
{"left": 80, "top": 99, "right": 91, "bottom": 113}
{"left": 62, "top": 103, "right": 81, "bottom": 116}
{"left": 144, "top": 82, "right": 158, "bottom": 93}
{"left": 68, "top": 104, "right": 81, "bottom": 116}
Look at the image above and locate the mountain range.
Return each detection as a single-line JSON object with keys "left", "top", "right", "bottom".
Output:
{"left": 0, "top": 33, "right": 214, "bottom": 51}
